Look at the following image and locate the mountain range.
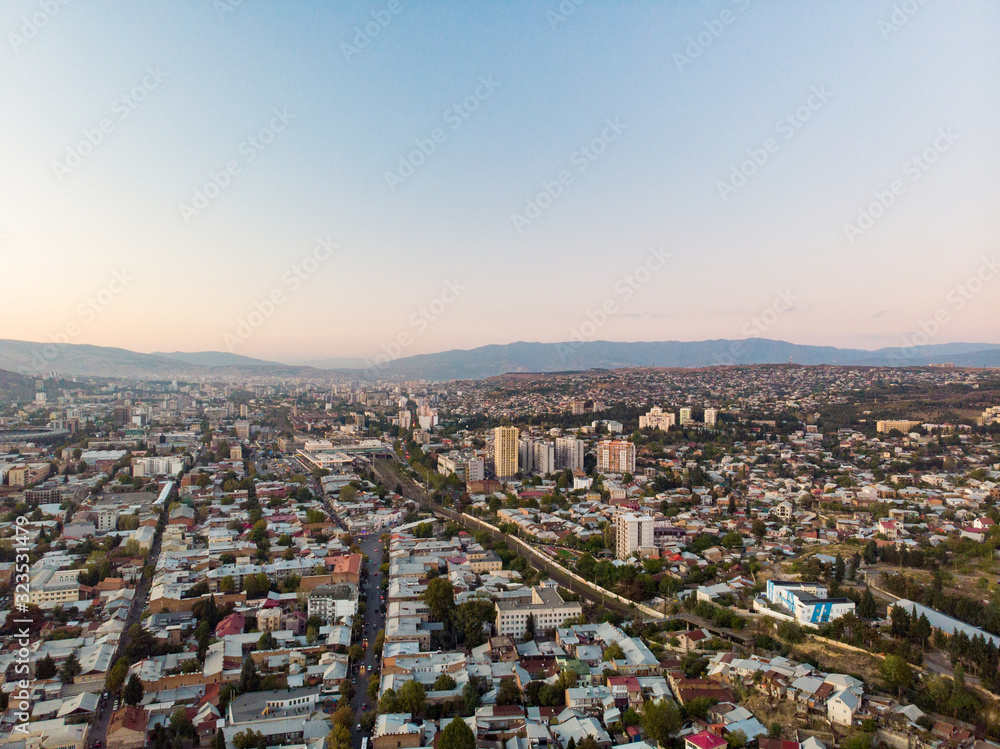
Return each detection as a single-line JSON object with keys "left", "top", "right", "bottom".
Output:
{"left": 2, "top": 337, "right": 1000, "bottom": 382}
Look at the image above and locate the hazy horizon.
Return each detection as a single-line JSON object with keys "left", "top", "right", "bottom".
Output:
{"left": 2, "top": 1, "right": 998, "bottom": 362}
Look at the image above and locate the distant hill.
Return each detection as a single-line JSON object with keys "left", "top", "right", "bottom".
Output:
{"left": 152, "top": 351, "right": 286, "bottom": 368}
{"left": 296, "top": 356, "right": 371, "bottom": 369}
{"left": 363, "top": 339, "right": 1000, "bottom": 380}
{"left": 0, "top": 367, "right": 35, "bottom": 400}
{"left": 0, "top": 339, "right": 314, "bottom": 379}
{"left": 1, "top": 337, "right": 999, "bottom": 381}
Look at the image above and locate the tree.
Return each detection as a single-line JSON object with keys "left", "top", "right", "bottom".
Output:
{"left": 258, "top": 631, "right": 278, "bottom": 650}
{"left": 880, "top": 655, "right": 912, "bottom": 698}
{"left": 833, "top": 554, "right": 845, "bottom": 582}
{"left": 399, "top": 679, "right": 426, "bottom": 715}
{"left": 59, "top": 652, "right": 81, "bottom": 684}
{"left": 379, "top": 688, "right": 401, "bottom": 714}
{"left": 233, "top": 730, "right": 266, "bottom": 749}
{"left": 524, "top": 613, "right": 536, "bottom": 641}
{"left": 433, "top": 674, "right": 458, "bottom": 691}
{"left": 497, "top": 679, "right": 522, "bottom": 706}
{"left": 422, "top": 577, "right": 455, "bottom": 624}
{"left": 123, "top": 673, "right": 145, "bottom": 706}
{"left": 641, "top": 698, "right": 682, "bottom": 746}
{"left": 439, "top": 717, "right": 477, "bottom": 749}
{"left": 858, "top": 589, "right": 877, "bottom": 619}
{"left": 220, "top": 576, "right": 237, "bottom": 594}
{"left": 462, "top": 681, "right": 481, "bottom": 714}
{"left": 727, "top": 731, "right": 747, "bottom": 749}
{"left": 603, "top": 642, "right": 625, "bottom": 661}
{"left": 106, "top": 657, "right": 129, "bottom": 692}
{"left": 238, "top": 656, "right": 260, "bottom": 694}
{"left": 35, "top": 654, "right": 57, "bottom": 680}
{"left": 752, "top": 519, "right": 766, "bottom": 540}
{"left": 214, "top": 730, "right": 227, "bottom": 749}
{"left": 577, "top": 739, "right": 600, "bottom": 749}
{"left": 769, "top": 723, "right": 782, "bottom": 738}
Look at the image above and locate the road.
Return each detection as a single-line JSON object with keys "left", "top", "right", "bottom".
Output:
{"left": 87, "top": 510, "right": 165, "bottom": 748}
{"left": 349, "top": 532, "right": 386, "bottom": 749}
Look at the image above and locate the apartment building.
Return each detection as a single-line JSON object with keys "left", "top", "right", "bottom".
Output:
{"left": 306, "top": 584, "right": 359, "bottom": 624}
{"left": 616, "top": 513, "right": 654, "bottom": 560}
{"left": 555, "top": 437, "right": 585, "bottom": 471}
{"left": 596, "top": 439, "right": 635, "bottom": 475}
{"left": 437, "top": 452, "right": 484, "bottom": 483}
{"left": 639, "top": 406, "right": 675, "bottom": 431}
{"left": 492, "top": 426, "right": 519, "bottom": 479}
{"left": 876, "top": 419, "right": 921, "bottom": 433}
{"left": 495, "top": 584, "right": 582, "bottom": 638}
{"left": 132, "top": 455, "right": 185, "bottom": 477}
{"left": 533, "top": 441, "right": 555, "bottom": 476}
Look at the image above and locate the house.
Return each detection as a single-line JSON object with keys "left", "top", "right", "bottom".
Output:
{"left": 827, "top": 689, "right": 861, "bottom": 727}
{"left": 676, "top": 628, "right": 711, "bottom": 652}
{"left": 107, "top": 706, "right": 149, "bottom": 749}
{"left": 373, "top": 713, "right": 422, "bottom": 749}
{"left": 216, "top": 612, "right": 245, "bottom": 637}
{"left": 686, "top": 731, "right": 728, "bottom": 749}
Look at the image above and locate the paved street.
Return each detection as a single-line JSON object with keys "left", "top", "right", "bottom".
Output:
{"left": 349, "top": 532, "right": 386, "bottom": 749}
{"left": 87, "top": 515, "right": 164, "bottom": 748}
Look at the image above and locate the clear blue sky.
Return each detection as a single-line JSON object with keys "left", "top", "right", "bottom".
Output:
{"left": 1, "top": 0, "right": 998, "bottom": 363}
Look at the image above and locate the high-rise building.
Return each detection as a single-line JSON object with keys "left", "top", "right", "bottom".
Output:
{"left": 235, "top": 420, "right": 250, "bottom": 440}
{"left": 704, "top": 408, "right": 718, "bottom": 426}
{"left": 679, "top": 407, "right": 693, "bottom": 425}
{"left": 518, "top": 437, "right": 534, "bottom": 475}
{"left": 555, "top": 437, "right": 585, "bottom": 472}
{"left": 596, "top": 439, "right": 635, "bottom": 475}
{"left": 493, "top": 426, "right": 519, "bottom": 479}
{"left": 639, "top": 406, "right": 675, "bottom": 431}
{"left": 616, "top": 513, "right": 654, "bottom": 560}
{"left": 533, "top": 441, "right": 555, "bottom": 476}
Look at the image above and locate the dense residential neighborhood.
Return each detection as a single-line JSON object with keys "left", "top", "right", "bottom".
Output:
{"left": 3, "top": 366, "right": 1000, "bottom": 749}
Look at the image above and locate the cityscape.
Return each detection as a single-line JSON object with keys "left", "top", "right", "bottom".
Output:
{"left": 2, "top": 5, "right": 1000, "bottom": 749}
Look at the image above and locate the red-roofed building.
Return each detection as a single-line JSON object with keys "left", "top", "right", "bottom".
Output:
{"left": 107, "top": 706, "right": 148, "bottom": 749}
{"left": 324, "top": 554, "right": 362, "bottom": 584}
{"left": 215, "top": 612, "right": 245, "bottom": 637}
{"left": 607, "top": 676, "right": 643, "bottom": 708}
{"left": 686, "top": 731, "right": 728, "bottom": 749}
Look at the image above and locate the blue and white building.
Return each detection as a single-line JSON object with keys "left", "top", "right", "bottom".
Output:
{"left": 765, "top": 580, "right": 855, "bottom": 626}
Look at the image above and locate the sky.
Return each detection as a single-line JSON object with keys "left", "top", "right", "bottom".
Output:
{"left": 1, "top": 0, "right": 998, "bottom": 365}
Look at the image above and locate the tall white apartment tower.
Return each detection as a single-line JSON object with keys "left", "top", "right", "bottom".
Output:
{"left": 555, "top": 437, "right": 585, "bottom": 472}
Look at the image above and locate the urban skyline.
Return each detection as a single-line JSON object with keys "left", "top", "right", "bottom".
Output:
{"left": 2, "top": 2, "right": 998, "bottom": 363}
